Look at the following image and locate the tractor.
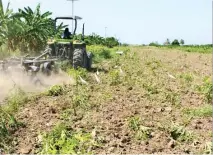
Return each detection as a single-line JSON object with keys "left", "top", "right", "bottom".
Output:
{"left": 0, "top": 16, "right": 93, "bottom": 84}
{"left": 47, "top": 16, "right": 93, "bottom": 70}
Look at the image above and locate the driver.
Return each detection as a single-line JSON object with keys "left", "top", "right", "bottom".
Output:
{"left": 62, "top": 28, "right": 71, "bottom": 39}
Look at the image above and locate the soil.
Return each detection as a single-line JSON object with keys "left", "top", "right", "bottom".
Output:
{"left": 4, "top": 47, "right": 212, "bottom": 154}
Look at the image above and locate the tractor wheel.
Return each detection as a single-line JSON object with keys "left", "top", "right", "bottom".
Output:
{"left": 73, "top": 48, "right": 83, "bottom": 69}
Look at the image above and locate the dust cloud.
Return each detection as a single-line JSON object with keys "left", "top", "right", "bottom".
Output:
{"left": 0, "top": 65, "right": 75, "bottom": 104}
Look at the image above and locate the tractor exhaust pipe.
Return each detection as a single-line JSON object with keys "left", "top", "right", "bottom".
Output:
{"left": 82, "top": 23, "right": 85, "bottom": 41}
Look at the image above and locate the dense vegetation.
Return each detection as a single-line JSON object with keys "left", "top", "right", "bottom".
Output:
{"left": 0, "top": 2, "right": 57, "bottom": 52}
{"left": 0, "top": 1, "right": 120, "bottom": 54}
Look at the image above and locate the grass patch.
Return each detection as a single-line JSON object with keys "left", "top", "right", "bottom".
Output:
{"left": 87, "top": 45, "right": 114, "bottom": 63}
{"left": 0, "top": 87, "right": 27, "bottom": 153}
{"left": 72, "top": 85, "right": 90, "bottom": 115}
{"left": 3, "top": 87, "right": 28, "bottom": 114}
{"left": 0, "top": 112, "right": 23, "bottom": 153}
{"left": 68, "top": 67, "right": 88, "bottom": 78}
{"left": 87, "top": 45, "right": 130, "bottom": 64}
{"left": 143, "top": 83, "right": 159, "bottom": 95}
{"left": 162, "top": 45, "right": 212, "bottom": 54}
{"left": 196, "top": 76, "right": 212, "bottom": 103}
{"left": 67, "top": 67, "right": 88, "bottom": 83}
{"left": 183, "top": 104, "right": 212, "bottom": 118}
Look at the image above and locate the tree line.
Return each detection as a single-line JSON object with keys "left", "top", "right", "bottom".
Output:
{"left": 149, "top": 38, "right": 185, "bottom": 46}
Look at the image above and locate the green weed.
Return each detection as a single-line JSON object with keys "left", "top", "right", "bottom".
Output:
{"left": 4, "top": 87, "right": 28, "bottom": 114}
{"left": 128, "top": 116, "right": 152, "bottom": 141}
{"left": 71, "top": 85, "right": 90, "bottom": 116}
{"left": 196, "top": 76, "right": 212, "bottom": 103}
{"left": 67, "top": 67, "right": 88, "bottom": 83}
{"left": 109, "top": 70, "right": 121, "bottom": 85}
{"left": 143, "top": 83, "right": 159, "bottom": 95}
{"left": 135, "top": 125, "right": 152, "bottom": 141}
{"left": 39, "top": 123, "right": 98, "bottom": 154}
{"left": 60, "top": 109, "right": 73, "bottom": 121}
{"left": 0, "top": 87, "right": 27, "bottom": 153}
{"left": 180, "top": 73, "right": 194, "bottom": 83}
{"left": 98, "top": 49, "right": 112, "bottom": 59}
{"left": 128, "top": 116, "right": 141, "bottom": 131}
{"left": 47, "top": 85, "right": 64, "bottom": 96}
{"left": 73, "top": 91, "right": 89, "bottom": 112}
{"left": 164, "top": 92, "right": 180, "bottom": 106}
{"left": 203, "top": 142, "right": 213, "bottom": 154}
{"left": 145, "top": 59, "right": 162, "bottom": 71}
{"left": 87, "top": 45, "right": 129, "bottom": 64}
{"left": 0, "top": 108, "right": 23, "bottom": 153}
{"left": 88, "top": 46, "right": 113, "bottom": 63}
{"left": 169, "top": 123, "right": 194, "bottom": 142}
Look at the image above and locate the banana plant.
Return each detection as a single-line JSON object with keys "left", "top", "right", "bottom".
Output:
{"left": 0, "top": 1, "right": 13, "bottom": 46}
{"left": 12, "top": 3, "right": 54, "bottom": 52}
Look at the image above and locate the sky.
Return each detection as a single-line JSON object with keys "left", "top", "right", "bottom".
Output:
{"left": 2, "top": 0, "right": 212, "bottom": 45}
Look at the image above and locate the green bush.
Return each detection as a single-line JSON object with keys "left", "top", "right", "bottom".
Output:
{"left": 171, "top": 39, "right": 180, "bottom": 46}
{"left": 149, "top": 42, "right": 160, "bottom": 47}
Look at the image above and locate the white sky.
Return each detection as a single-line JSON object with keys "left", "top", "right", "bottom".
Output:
{"left": 2, "top": 0, "right": 212, "bottom": 45}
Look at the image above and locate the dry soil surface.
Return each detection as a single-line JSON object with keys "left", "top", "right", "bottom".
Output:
{"left": 7, "top": 47, "right": 212, "bottom": 154}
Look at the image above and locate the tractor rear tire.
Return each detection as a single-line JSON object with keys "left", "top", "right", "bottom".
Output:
{"left": 73, "top": 48, "right": 83, "bottom": 69}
